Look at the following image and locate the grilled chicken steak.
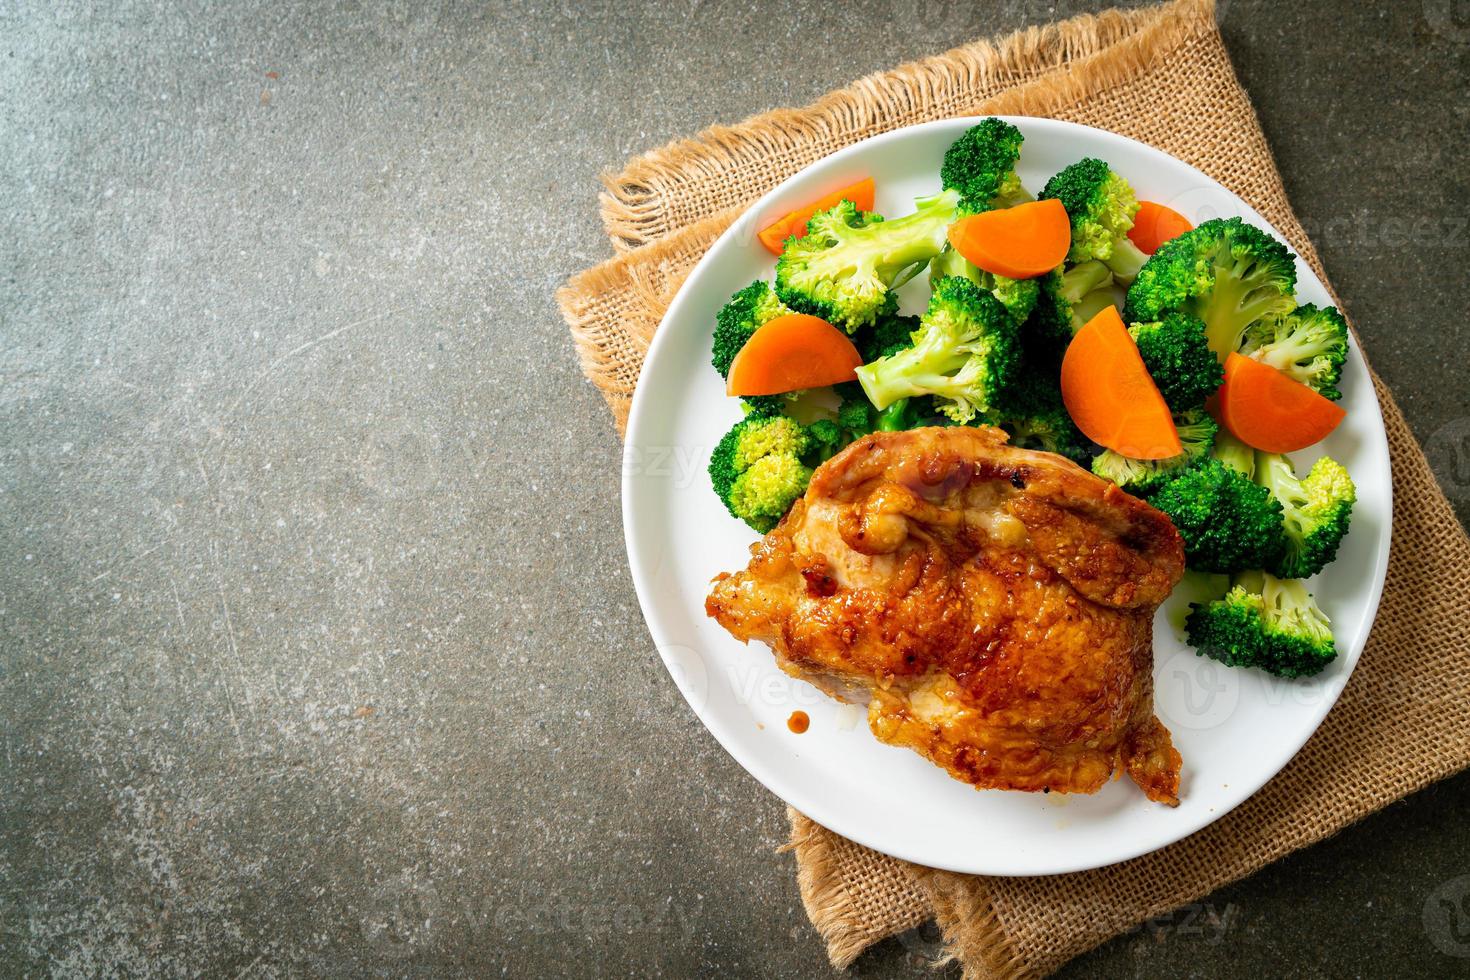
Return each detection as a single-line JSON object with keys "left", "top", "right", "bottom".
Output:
{"left": 706, "top": 426, "right": 1185, "bottom": 804}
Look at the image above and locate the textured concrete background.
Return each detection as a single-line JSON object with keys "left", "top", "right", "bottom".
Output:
{"left": 3, "top": 0, "right": 1469, "bottom": 976}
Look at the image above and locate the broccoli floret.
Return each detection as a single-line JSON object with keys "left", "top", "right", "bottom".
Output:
{"left": 939, "top": 118, "right": 1030, "bottom": 214}
{"left": 1125, "top": 217, "right": 1298, "bottom": 362}
{"left": 853, "top": 312, "right": 920, "bottom": 364}
{"left": 833, "top": 383, "right": 877, "bottom": 438}
{"left": 988, "top": 274, "right": 1043, "bottom": 323}
{"left": 1151, "top": 458, "right": 1283, "bottom": 573}
{"left": 1212, "top": 428, "right": 1256, "bottom": 477}
{"left": 736, "top": 393, "right": 796, "bottom": 419}
{"left": 1002, "top": 407, "right": 1090, "bottom": 463}
{"left": 774, "top": 120, "right": 1035, "bottom": 333}
{"left": 854, "top": 276, "right": 1022, "bottom": 424}
{"left": 872, "top": 399, "right": 914, "bottom": 431}
{"left": 1185, "top": 570, "right": 1337, "bottom": 678}
{"left": 994, "top": 407, "right": 1091, "bottom": 463}
{"left": 804, "top": 419, "right": 847, "bottom": 463}
{"left": 1128, "top": 313, "right": 1224, "bottom": 411}
{"left": 711, "top": 281, "right": 803, "bottom": 417}
{"left": 1039, "top": 158, "right": 1150, "bottom": 283}
{"left": 1240, "top": 303, "right": 1350, "bottom": 401}
{"left": 712, "top": 280, "right": 792, "bottom": 377}
{"left": 708, "top": 416, "right": 820, "bottom": 532}
{"left": 1090, "top": 409, "right": 1218, "bottom": 497}
{"left": 775, "top": 198, "right": 952, "bottom": 333}
{"left": 1253, "top": 452, "right": 1356, "bottom": 579}
{"left": 975, "top": 368, "right": 1090, "bottom": 463}
{"left": 1070, "top": 286, "right": 1120, "bottom": 329}
{"left": 1024, "top": 261, "right": 1115, "bottom": 359}
{"left": 929, "top": 246, "right": 1041, "bottom": 322}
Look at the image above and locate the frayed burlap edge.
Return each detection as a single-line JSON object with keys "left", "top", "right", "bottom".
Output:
{"left": 557, "top": 0, "right": 1470, "bottom": 975}
{"left": 557, "top": 209, "right": 739, "bottom": 432}
{"left": 912, "top": 867, "right": 1035, "bottom": 980}
{"left": 563, "top": 0, "right": 1226, "bottom": 434}
{"left": 599, "top": 0, "right": 1214, "bottom": 252}
{"left": 782, "top": 810, "right": 930, "bottom": 969}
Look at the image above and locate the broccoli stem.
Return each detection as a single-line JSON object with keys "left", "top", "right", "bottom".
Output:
{"left": 1213, "top": 430, "right": 1256, "bottom": 477}
{"left": 1104, "top": 237, "right": 1149, "bottom": 284}
{"left": 1070, "top": 288, "right": 1118, "bottom": 332}
{"left": 1201, "top": 252, "right": 1297, "bottom": 360}
{"left": 877, "top": 400, "right": 912, "bottom": 431}
{"left": 1059, "top": 260, "right": 1113, "bottom": 305}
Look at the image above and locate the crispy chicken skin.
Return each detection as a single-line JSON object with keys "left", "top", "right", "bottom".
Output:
{"left": 706, "top": 426, "right": 1186, "bottom": 804}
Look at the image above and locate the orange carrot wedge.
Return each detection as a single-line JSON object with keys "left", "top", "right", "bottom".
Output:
{"left": 1215, "top": 352, "right": 1346, "bottom": 453}
{"left": 947, "top": 199, "right": 1072, "bottom": 280}
{"left": 727, "top": 314, "right": 863, "bottom": 396}
{"left": 1061, "top": 306, "right": 1182, "bottom": 459}
{"left": 757, "top": 178, "right": 876, "bottom": 256}
{"left": 1127, "top": 201, "right": 1193, "bottom": 255}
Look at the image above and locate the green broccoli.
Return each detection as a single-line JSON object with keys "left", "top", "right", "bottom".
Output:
{"left": 1185, "top": 570, "right": 1337, "bottom": 678}
{"left": 1038, "top": 158, "right": 1150, "bottom": 283}
{"left": 738, "top": 392, "right": 801, "bottom": 419}
{"left": 774, "top": 198, "right": 953, "bottom": 333}
{"left": 1090, "top": 409, "right": 1218, "bottom": 497}
{"left": 1253, "top": 452, "right": 1356, "bottom": 579}
{"left": 853, "top": 313, "right": 920, "bottom": 364}
{"left": 1070, "top": 286, "right": 1121, "bottom": 329}
{"left": 712, "top": 280, "right": 792, "bottom": 376}
{"left": 1212, "top": 428, "right": 1256, "bottom": 477}
{"left": 774, "top": 119, "right": 1030, "bottom": 333}
{"left": 938, "top": 117, "right": 1030, "bottom": 214}
{"left": 711, "top": 280, "right": 801, "bottom": 417}
{"left": 708, "top": 415, "right": 819, "bottom": 532}
{"left": 804, "top": 419, "right": 847, "bottom": 463}
{"left": 1124, "top": 217, "right": 1298, "bottom": 362}
{"left": 873, "top": 399, "right": 915, "bottom": 431}
{"left": 854, "top": 276, "right": 1022, "bottom": 424}
{"left": 1240, "top": 303, "right": 1350, "bottom": 401}
{"left": 1151, "top": 458, "right": 1283, "bottom": 573}
{"left": 850, "top": 327, "right": 920, "bottom": 435}
{"left": 1128, "top": 313, "right": 1224, "bottom": 411}
{"left": 978, "top": 368, "right": 1091, "bottom": 463}
{"left": 833, "top": 381, "right": 878, "bottom": 436}
{"left": 1024, "top": 260, "right": 1116, "bottom": 362}
{"left": 929, "top": 246, "right": 1041, "bottom": 322}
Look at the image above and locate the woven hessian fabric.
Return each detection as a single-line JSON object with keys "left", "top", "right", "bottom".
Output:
{"left": 556, "top": 1, "right": 1470, "bottom": 975}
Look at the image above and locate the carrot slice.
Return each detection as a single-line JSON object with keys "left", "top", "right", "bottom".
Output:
{"left": 1061, "top": 306, "right": 1182, "bottom": 459}
{"left": 947, "top": 198, "right": 1072, "bottom": 280}
{"left": 1215, "top": 352, "right": 1346, "bottom": 453}
{"left": 757, "top": 178, "right": 876, "bottom": 256}
{"left": 1127, "top": 201, "right": 1193, "bottom": 255}
{"left": 727, "top": 314, "right": 863, "bottom": 396}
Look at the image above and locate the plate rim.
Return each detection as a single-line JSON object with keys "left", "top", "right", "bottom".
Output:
{"left": 621, "top": 115, "right": 1393, "bottom": 876}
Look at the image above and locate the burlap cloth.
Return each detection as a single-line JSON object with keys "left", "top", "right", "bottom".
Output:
{"left": 556, "top": 0, "right": 1470, "bottom": 975}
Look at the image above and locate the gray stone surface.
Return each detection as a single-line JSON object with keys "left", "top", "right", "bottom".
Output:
{"left": 2, "top": 0, "right": 1468, "bottom": 976}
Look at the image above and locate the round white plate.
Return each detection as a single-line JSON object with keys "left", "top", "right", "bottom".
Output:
{"left": 621, "top": 117, "right": 1391, "bottom": 876}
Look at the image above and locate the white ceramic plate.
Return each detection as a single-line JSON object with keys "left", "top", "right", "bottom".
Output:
{"left": 622, "top": 117, "right": 1391, "bottom": 876}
